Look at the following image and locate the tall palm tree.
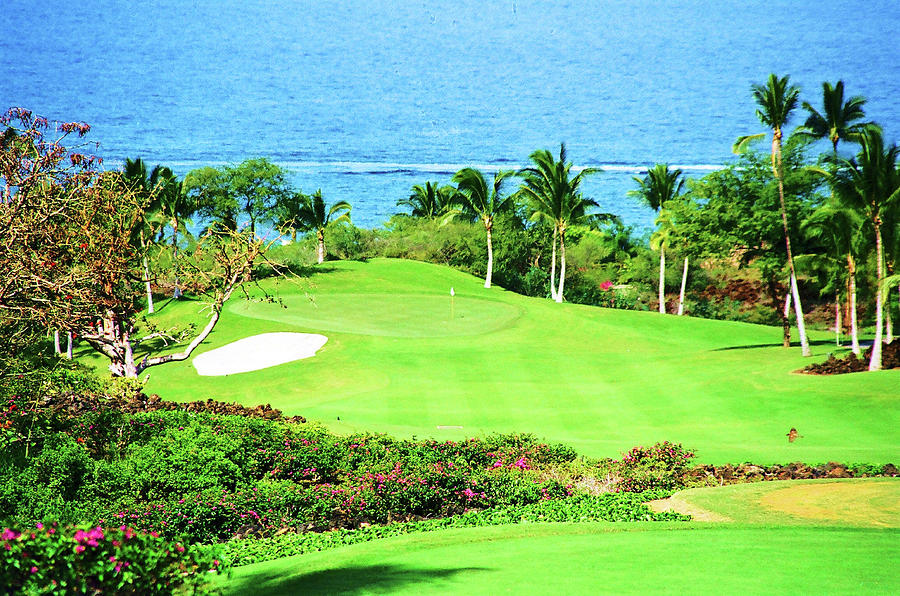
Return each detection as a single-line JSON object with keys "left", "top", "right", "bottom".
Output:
{"left": 734, "top": 73, "right": 811, "bottom": 356}
{"left": 519, "top": 144, "right": 601, "bottom": 303}
{"left": 801, "top": 201, "right": 866, "bottom": 353}
{"left": 827, "top": 129, "right": 900, "bottom": 370}
{"left": 397, "top": 181, "right": 457, "bottom": 219}
{"left": 294, "top": 190, "right": 352, "bottom": 264}
{"left": 797, "top": 81, "right": 870, "bottom": 154}
{"left": 452, "top": 167, "right": 516, "bottom": 288}
{"left": 628, "top": 164, "right": 685, "bottom": 314}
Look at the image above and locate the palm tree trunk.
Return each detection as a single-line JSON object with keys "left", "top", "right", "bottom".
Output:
{"left": 886, "top": 260, "right": 894, "bottom": 343}
{"left": 782, "top": 289, "right": 791, "bottom": 348}
{"left": 869, "top": 221, "right": 884, "bottom": 371}
{"left": 549, "top": 226, "right": 559, "bottom": 301}
{"left": 556, "top": 228, "right": 567, "bottom": 303}
{"left": 66, "top": 332, "right": 73, "bottom": 360}
{"left": 172, "top": 220, "right": 182, "bottom": 299}
{"left": 317, "top": 230, "right": 325, "bottom": 264}
{"left": 773, "top": 132, "right": 810, "bottom": 356}
{"left": 140, "top": 229, "right": 154, "bottom": 314}
{"left": 658, "top": 247, "right": 666, "bottom": 314}
{"left": 835, "top": 296, "right": 842, "bottom": 346}
{"left": 484, "top": 223, "right": 493, "bottom": 289}
{"left": 53, "top": 329, "right": 61, "bottom": 355}
{"left": 849, "top": 254, "right": 860, "bottom": 355}
{"left": 677, "top": 256, "right": 688, "bottom": 315}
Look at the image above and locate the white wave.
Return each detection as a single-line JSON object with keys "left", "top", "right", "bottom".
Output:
{"left": 104, "top": 158, "right": 725, "bottom": 175}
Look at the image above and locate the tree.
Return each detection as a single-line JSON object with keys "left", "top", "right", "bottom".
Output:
{"left": 188, "top": 158, "right": 290, "bottom": 236}
{"left": 800, "top": 200, "right": 867, "bottom": 353}
{"left": 677, "top": 145, "right": 820, "bottom": 335}
{"left": 122, "top": 158, "right": 165, "bottom": 313}
{"left": 518, "top": 144, "right": 602, "bottom": 303}
{"left": 290, "top": 190, "right": 352, "bottom": 264}
{"left": 734, "top": 73, "right": 811, "bottom": 356}
{"left": 826, "top": 128, "right": 900, "bottom": 370}
{"left": 397, "top": 181, "right": 458, "bottom": 219}
{"left": 452, "top": 167, "right": 516, "bottom": 288}
{"left": 153, "top": 168, "right": 197, "bottom": 298}
{"left": 797, "top": 80, "right": 871, "bottom": 154}
{"left": 628, "top": 164, "right": 685, "bottom": 314}
{"left": 0, "top": 109, "right": 271, "bottom": 378}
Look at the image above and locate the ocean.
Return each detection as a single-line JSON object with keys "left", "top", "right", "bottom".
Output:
{"left": 3, "top": 0, "right": 899, "bottom": 231}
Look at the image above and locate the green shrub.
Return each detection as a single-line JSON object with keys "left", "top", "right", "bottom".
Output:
{"left": 606, "top": 441, "right": 696, "bottom": 492}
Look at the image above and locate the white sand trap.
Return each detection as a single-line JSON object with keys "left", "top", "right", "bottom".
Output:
{"left": 192, "top": 332, "right": 328, "bottom": 376}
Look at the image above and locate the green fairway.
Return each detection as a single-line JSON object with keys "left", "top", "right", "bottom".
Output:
{"left": 102, "top": 258, "right": 899, "bottom": 464}
{"left": 219, "top": 522, "right": 899, "bottom": 595}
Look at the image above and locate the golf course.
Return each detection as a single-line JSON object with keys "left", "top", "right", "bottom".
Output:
{"left": 118, "top": 258, "right": 898, "bottom": 465}
{"left": 71, "top": 257, "right": 896, "bottom": 593}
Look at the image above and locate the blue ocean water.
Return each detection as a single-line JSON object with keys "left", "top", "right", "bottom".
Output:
{"left": 2, "top": 0, "right": 899, "bottom": 230}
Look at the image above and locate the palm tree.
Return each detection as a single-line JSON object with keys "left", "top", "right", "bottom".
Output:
{"left": 519, "top": 144, "right": 601, "bottom": 303}
{"left": 122, "top": 158, "right": 168, "bottom": 313}
{"left": 827, "top": 128, "right": 900, "bottom": 370}
{"left": 154, "top": 168, "right": 196, "bottom": 298}
{"left": 275, "top": 191, "right": 310, "bottom": 243}
{"left": 797, "top": 81, "right": 871, "bottom": 154}
{"left": 452, "top": 167, "right": 516, "bottom": 288}
{"left": 293, "top": 190, "right": 352, "bottom": 264}
{"left": 397, "top": 181, "right": 457, "bottom": 219}
{"left": 628, "top": 164, "right": 685, "bottom": 314}
{"left": 800, "top": 201, "right": 866, "bottom": 353}
{"left": 734, "top": 73, "right": 811, "bottom": 356}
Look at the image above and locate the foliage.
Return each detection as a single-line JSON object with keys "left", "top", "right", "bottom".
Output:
{"left": 0, "top": 522, "right": 225, "bottom": 595}
{"left": 222, "top": 490, "right": 689, "bottom": 567}
{"left": 603, "top": 441, "right": 696, "bottom": 492}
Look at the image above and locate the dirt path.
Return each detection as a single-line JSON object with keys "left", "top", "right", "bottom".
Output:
{"left": 645, "top": 494, "right": 731, "bottom": 522}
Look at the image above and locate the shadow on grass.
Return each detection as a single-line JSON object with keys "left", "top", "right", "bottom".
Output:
{"left": 711, "top": 339, "right": 836, "bottom": 352}
{"left": 228, "top": 563, "right": 488, "bottom": 596}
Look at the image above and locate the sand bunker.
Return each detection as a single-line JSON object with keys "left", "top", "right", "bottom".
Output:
{"left": 192, "top": 332, "right": 328, "bottom": 376}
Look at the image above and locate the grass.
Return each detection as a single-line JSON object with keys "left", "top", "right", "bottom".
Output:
{"left": 79, "top": 258, "right": 900, "bottom": 464}
{"left": 659, "top": 478, "right": 900, "bottom": 527}
{"left": 219, "top": 521, "right": 899, "bottom": 595}
{"left": 218, "top": 479, "right": 900, "bottom": 594}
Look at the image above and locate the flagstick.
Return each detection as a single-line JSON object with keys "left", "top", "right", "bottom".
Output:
{"left": 450, "top": 287, "right": 455, "bottom": 321}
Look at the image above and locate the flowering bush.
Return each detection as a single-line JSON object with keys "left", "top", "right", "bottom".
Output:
{"left": 608, "top": 441, "right": 696, "bottom": 492}
{"left": 0, "top": 522, "right": 226, "bottom": 594}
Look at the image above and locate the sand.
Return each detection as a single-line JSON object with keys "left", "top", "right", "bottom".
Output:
{"left": 192, "top": 332, "right": 328, "bottom": 376}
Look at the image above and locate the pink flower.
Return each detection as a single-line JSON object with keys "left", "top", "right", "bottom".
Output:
{"left": 1, "top": 528, "right": 20, "bottom": 540}
{"left": 600, "top": 280, "right": 613, "bottom": 291}
{"left": 75, "top": 545, "right": 85, "bottom": 554}
{"left": 30, "top": 566, "right": 38, "bottom": 574}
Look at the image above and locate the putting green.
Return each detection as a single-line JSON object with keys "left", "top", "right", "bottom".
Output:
{"left": 654, "top": 478, "right": 900, "bottom": 527}
{"left": 228, "top": 293, "right": 522, "bottom": 338}
{"left": 219, "top": 523, "right": 899, "bottom": 595}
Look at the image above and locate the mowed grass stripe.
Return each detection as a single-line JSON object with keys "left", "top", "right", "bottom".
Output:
{"left": 132, "top": 259, "right": 899, "bottom": 464}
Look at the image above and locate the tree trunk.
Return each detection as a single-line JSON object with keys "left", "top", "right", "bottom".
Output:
{"left": 849, "top": 253, "right": 860, "bottom": 355}
{"left": 484, "top": 222, "right": 493, "bottom": 289}
{"left": 773, "top": 131, "right": 810, "bottom": 356}
{"left": 141, "top": 229, "right": 154, "bottom": 314}
{"left": 658, "top": 247, "right": 666, "bottom": 314}
{"left": 782, "top": 289, "right": 791, "bottom": 348}
{"left": 677, "top": 256, "right": 688, "bottom": 316}
{"left": 172, "top": 219, "right": 182, "bottom": 299}
{"left": 53, "top": 329, "right": 61, "bottom": 355}
{"left": 317, "top": 230, "right": 325, "bottom": 264}
{"left": 66, "top": 332, "right": 73, "bottom": 360}
{"left": 549, "top": 226, "right": 558, "bottom": 301}
{"left": 886, "top": 306, "right": 893, "bottom": 344}
{"left": 869, "top": 221, "right": 884, "bottom": 371}
{"left": 835, "top": 297, "right": 842, "bottom": 346}
{"left": 556, "top": 228, "right": 566, "bottom": 303}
